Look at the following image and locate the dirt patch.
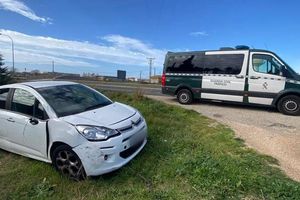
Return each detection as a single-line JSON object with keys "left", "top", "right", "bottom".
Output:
{"left": 213, "top": 114, "right": 223, "bottom": 118}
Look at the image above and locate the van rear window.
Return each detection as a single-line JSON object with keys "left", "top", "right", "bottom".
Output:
{"left": 166, "top": 53, "right": 244, "bottom": 75}
{"left": 166, "top": 54, "right": 205, "bottom": 73}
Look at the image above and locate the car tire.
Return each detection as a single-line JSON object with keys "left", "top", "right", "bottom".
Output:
{"left": 177, "top": 89, "right": 193, "bottom": 104}
{"left": 52, "top": 145, "right": 87, "bottom": 181}
{"left": 277, "top": 95, "right": 300, "bottom": 116}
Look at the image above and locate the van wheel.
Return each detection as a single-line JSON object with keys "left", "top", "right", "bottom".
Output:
{"left": 277, "top": 95, "right": 300, "bottom": 116}
{"left": 52, "top": 145, "right": 87, "bottom": 181}
{"left": 177, "top": 89, "right": 193, "bottom": 104}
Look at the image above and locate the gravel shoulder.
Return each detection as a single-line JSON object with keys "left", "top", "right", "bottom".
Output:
{"left": 147, "top": 95, "right": 300, "bottom": 182}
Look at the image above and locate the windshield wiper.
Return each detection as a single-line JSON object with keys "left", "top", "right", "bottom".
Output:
{"left": 84, "top": 102, "right": 110, "bottom": 111}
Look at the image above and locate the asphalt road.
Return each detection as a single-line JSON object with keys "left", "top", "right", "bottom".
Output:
{"left": 81, "top": 81, "right": 162, "bottom": 95}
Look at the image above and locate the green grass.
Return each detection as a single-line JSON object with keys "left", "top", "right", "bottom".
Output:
{"left": 0, "top": 92, "right": 299, "bottom": 200}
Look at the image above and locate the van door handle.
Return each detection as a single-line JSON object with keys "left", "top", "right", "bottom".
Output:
{"left": 6, "top": 118, "right": 15, "bottom": 123}
{"left": 250, "top": 76, "right": 260, "bottom": 79}
{"left": 235, "top": 75, "right": 244, "bottom": 79}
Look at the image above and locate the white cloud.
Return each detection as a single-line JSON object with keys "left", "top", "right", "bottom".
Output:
{"left": 0, "top": 29, "right": 166, "bottom": 69}
{"left": 189, "top": 31, "right": 208, "bottom": 37}
{"left": 0, "top": 0, "right": 51, "bottom": 23}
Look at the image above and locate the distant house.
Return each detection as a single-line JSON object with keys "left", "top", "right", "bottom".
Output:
{"left": 127, "top": 77, "right": 138, "bottom": 82}
{"left": 150, "top": 75, "right": 161, "bottom": 84}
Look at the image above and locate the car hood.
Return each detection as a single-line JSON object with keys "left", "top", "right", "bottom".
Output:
{"left": 60, "top": 102, "right": 136, "bottom": 126}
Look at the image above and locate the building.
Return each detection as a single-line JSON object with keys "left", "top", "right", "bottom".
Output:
{"left": 150, "top": 75, "right": 162, "bottom": 84}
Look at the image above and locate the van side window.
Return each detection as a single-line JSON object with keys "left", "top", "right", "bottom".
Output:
{"left": 166, "top": 54, "right": 205, "bottom": 73}
{"left": 0, "top": 88, "right": 9, "bottom": 109}
{"left": 204, "top": 54, "right": 244, "bottom": 74}
{"left": 252, "top": 54, "right": 282, "bottom": 76}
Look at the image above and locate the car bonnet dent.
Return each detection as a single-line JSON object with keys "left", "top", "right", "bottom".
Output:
{"left": 60, "top": 102, "right": 136, "bottom": 127}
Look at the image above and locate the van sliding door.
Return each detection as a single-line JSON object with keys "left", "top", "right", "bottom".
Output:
{"left": 201, "top": 51, "right": 248, "bottom": 102}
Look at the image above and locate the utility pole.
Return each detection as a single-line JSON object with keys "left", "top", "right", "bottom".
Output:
{"left": 139, "top": 71, "right": 142, "bottom": 82}
{"left": 154, "top": 67, "right": 156, "bottom": 76}
{"left": 147, "top": 57, "right": 155, "bottom": 83}
{"left": 52, "top": 60, "right": 55, "bottom": 73}
{"left": 0, "top": 33, "right": 15, "bottom": 74}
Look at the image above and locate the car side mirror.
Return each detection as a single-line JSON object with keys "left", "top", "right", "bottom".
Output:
{"left": 29, "top": 118, "right": 39, "bottom": 125}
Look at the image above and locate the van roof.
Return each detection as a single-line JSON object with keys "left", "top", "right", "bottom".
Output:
{"left": 166, "top": 49, "right": 275, "bottom": 55}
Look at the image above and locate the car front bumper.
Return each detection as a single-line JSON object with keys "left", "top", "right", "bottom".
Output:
{"left": 73, "top": 119, "right": 147, "bottom": 176}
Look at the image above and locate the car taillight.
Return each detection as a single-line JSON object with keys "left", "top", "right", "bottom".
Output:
{"left": 162, "top": 73, "right": 166, "bottom": 86}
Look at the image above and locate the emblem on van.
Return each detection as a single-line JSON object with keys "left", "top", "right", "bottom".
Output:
{"left": 263, "top": 82, "right": 268, "bottom": 89}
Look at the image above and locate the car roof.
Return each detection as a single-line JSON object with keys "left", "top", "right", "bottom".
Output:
{"left": 1, "top": 81, "right": 77, "bottom": 89}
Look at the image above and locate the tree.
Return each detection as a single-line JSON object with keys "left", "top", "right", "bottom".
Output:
{"left": 0, "top": 54, "right": 12, "bottom": 85}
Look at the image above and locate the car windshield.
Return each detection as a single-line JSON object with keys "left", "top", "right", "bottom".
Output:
{"left": 37, "top": 84, "right": 112, "bottom": 117}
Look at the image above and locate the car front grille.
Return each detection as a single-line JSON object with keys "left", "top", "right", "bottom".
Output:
{"left": 118, "top": 116, "right": 143, "bottom": 133}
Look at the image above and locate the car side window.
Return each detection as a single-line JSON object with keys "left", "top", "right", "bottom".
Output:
{"left": 0, "top": 88, "right": 9, "bottom": 110}
{"left": 11, "top": 88, "right": 48, "bottom": 120}
{"left": 252, "top": 54, "right": 282, "bottom": 76}
{"left": 35, "top": 101, "right": 48, "bottom": 120}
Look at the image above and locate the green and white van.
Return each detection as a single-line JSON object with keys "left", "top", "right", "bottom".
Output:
{"left": 161, "top": 46, "right": 300, "bottom": 115}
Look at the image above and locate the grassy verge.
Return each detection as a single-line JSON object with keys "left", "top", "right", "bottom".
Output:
{"left": 0, "top": 92, "right": 299, "bottom": 199}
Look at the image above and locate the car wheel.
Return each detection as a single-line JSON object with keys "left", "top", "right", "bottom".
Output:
{"left": 52, "top": 145, "right": 87, "bottom": 181}
{"left": 177, "top": 89, "right": 193, "bottom": 104}
{"left": 277, "top": 95, "right": 300, "bottom": 116}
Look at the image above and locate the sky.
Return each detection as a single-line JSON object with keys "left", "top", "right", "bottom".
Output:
{"left": 0, "top": 0, "right": 300, "bottom": 78}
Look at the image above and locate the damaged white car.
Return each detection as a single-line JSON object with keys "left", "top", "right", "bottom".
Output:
{"left": 0, "top": 81, "right": 147, "bottom": 180}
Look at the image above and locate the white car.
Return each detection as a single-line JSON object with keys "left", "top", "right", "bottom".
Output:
{"left": 0, "top": 81, "right": 147, "bottom": 180}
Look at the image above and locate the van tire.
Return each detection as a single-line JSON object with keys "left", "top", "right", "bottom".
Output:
{"left": 177, "top": 89, "right": 193, "bottom": 104}
{"left": 277, "top": 95, "right": 300, "bottom": 116}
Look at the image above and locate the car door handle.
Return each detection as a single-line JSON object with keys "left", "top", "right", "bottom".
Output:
{"left": 6, "top": 118, "right": 15, "bottom": 123}
{"left": 235, "top": 75, "right": 244, "bottom": 79}
{"left": 250, "top": 76, "right": 260, "bottom": 79}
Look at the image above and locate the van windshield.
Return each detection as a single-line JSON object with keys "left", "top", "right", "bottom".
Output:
{"left": 37, "top": 84, "right": 112, "bottom": 117}
{"left": 275, "top": 55, "right": 300, "bottom": 80}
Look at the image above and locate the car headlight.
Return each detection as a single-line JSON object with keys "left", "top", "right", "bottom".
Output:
{"left": 76, "top": 125, "right": 120, "bottom": 141}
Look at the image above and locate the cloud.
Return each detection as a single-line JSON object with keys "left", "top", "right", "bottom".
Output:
{"left": 0, "top": 29, "right": 166, "bottom": 69}
{"left": 0, "top": 0, "right": 51, "bottom": 23}
{"left": 189, "top": 31, "right": 208, "bottom": 37}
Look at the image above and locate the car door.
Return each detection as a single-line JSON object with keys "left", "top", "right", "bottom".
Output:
{"left": 248, "top": 52, "right": 286, "bottom": 105}
{"left": 201, "top": 51, "right": 248, "bottom": 102}
{"left": 0, "top": 88, "right": 10, "bottom": 140}
{"left": 5, "top": 88, "right": 48, "bottom": 158}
